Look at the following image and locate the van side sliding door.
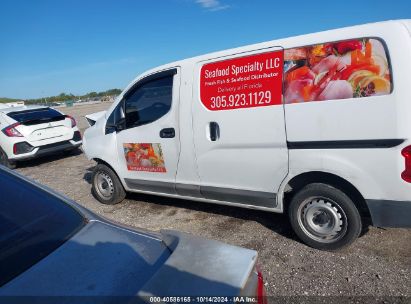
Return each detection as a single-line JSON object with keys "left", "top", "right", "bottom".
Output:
{"left": 192, "top": 48, "right": 288, "bottom": 209}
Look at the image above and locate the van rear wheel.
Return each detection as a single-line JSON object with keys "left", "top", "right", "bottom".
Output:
{"left": 91, "top": 164, "right": 126, "bottom": 205}
{"left": 288, "top": 183, "right": 361, "bottom": 251}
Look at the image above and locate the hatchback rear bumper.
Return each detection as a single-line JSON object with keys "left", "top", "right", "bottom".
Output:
{"left": 36, "top": 140, "right": 82, "bottom": 157}
{"left": 10, "top": 139, "right": 82, "bottom": 161}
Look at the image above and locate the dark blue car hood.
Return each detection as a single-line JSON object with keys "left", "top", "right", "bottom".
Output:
{"left": 0, "top": 220, "right": 258, "bottom": 300}
{"left": 0, "top": 220, "right": 170, "bottom": 297}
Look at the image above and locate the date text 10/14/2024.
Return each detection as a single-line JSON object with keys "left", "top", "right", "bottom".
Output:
{"left": 149, "top": 296, "right": 258, "bottom": 303}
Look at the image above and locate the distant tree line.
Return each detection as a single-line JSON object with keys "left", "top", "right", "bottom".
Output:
{"left": 0, "top": 97, "right": 20, "bottom": 104}
{"left": 0, "top": 89, "right": 122, "bottom": 104}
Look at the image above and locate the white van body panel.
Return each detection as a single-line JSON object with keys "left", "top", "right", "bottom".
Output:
{"left": 282, "top": 21, "right": 411, "bottom": 206}
{"left": 83, "top": 20, "right": 411, "bottom": 228}
{"left": 82, "top": 116, "right": 118, "bottom": 171}
{"left": 174, "top": 62, "right": 202, "bottom": 191}
{"left": 191, "top": 47, "right": 287, "bottom": 207}
{"left": 85, "top": 111, "right": 106, "bottom": 126}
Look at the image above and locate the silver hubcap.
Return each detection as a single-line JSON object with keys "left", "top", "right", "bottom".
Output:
{"left": 297, "top": 197, "right": 347, "bottom": 243}
{"left": 95, "top": 172, "right": 114, "bottom": 198}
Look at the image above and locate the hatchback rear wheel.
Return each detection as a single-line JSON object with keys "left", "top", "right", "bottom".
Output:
{"left": 0, "top": 148, "right": 16, "bottom": 169}
{"left": 288, "top": 183, "right": 362, "bottom": 251}
{"left": 91, "top": 164, "right": 126, "bottom": 205}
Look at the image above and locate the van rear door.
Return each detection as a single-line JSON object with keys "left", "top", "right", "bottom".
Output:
{"left": 192, "top": 48, "right": 287, "bottom": 208}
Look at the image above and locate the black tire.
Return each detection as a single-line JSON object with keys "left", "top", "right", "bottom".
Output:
{"left": 288, "top": 183, "right": 362, "bottom": 251}
{"left": 91, "top": 163, "right": 126, "bottom": 205}
{"left": 0, "top": 147, "right": 16, "bottom": 169}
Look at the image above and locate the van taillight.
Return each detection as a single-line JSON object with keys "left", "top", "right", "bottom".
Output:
{"left": 401, "top": 145, "right": 411, "bottom": 183}
{"left": 256, "top": 265, "right": 267, "bottom": 304}
{"left": 2, "top": 123, "right": 23, "bottom": 137}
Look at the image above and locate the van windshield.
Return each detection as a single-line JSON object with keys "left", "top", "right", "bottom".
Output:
{"left": 0, "top": 169, "right": 85, "bottom": 286}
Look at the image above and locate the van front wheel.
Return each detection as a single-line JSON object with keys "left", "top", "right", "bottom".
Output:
{"left": 91, "top": 164, "right": 126, "bottom": 205}
{"left": 288, "top": 183, "right": 362, "bottom": 251}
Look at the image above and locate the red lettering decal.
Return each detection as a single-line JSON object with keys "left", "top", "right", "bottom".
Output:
{"left": 200, "top": 51, "right": 284, "bottom": 111}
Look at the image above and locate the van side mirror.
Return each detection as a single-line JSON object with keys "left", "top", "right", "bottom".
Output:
{"left": 114, "top": 103, "right": 126, "bottom": 131}
{"left": 105, "top": 125, "right": 117, "bottom": 134}
{"left": 105, "top": 101, "right": 126, "bottom": 134}
{"left": 105, "top": 118, "right": 126, "bottom": 134}
{"left": 116, "top": 118, "right": 126, "bottom": 132}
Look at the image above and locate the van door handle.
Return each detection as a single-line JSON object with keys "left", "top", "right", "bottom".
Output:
{"left": 209, "top": 122, "right": 220, "bottom": 141}
{"left": 160, "top": 128, "right": 175, "bottom": 138}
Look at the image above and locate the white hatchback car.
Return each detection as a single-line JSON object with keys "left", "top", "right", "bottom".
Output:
{"left": 0, "top": 105, "right": 82, "bottom": 168}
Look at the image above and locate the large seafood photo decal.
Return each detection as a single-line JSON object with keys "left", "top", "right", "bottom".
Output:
{"left": 123, "top": 143, "right": 166, "bottom": 173}
{"left": 283, "top": 38, "right": 391, "bottom": 103}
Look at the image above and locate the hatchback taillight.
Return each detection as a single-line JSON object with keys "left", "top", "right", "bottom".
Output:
{"left": 66, "top": 115, "right": 77, "bottom": 128}
{"left": 401, "top": 145, "right": 411, "bottom": 183}
{"left": 2, "top": 123, "right": 23, "bottom": 137}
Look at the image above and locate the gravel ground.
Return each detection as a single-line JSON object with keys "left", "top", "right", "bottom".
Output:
{"left": 15, "top": 102, "right": 411, "bottom": 298}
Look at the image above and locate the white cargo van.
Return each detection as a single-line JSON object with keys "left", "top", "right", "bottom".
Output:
{"left": 83, "top": 20, "right": 411, "bottom": 250}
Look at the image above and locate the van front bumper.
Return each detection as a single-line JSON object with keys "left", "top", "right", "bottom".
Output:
{"left": 366, "top": 199, "right": 411, "bottom": 228}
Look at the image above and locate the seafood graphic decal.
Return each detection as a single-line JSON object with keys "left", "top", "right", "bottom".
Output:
{"left": 283, "top": 38, "right": 391, "bottom": 103}
{"left": 123, "top": 143, "right": 166, "bottom": 173}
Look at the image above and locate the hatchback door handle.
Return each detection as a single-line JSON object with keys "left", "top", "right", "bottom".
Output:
{"left": 160, "top": 128, "right": 175, "bottom": 138}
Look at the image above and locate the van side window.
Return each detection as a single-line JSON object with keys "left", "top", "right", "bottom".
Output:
{"left": 124, "top": 75, "right": 173, "bottom": 129}
{"left": 283, "top": 38, "right": 392, "bottom": 104}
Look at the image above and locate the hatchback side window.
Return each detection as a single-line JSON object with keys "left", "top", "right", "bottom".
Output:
{"left": 124, "top": 75, "right": 173, "bottom": 129}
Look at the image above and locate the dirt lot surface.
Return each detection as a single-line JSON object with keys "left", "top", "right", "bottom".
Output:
{"left": 16, "top": 102, "right": 410, "bottom": 299}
